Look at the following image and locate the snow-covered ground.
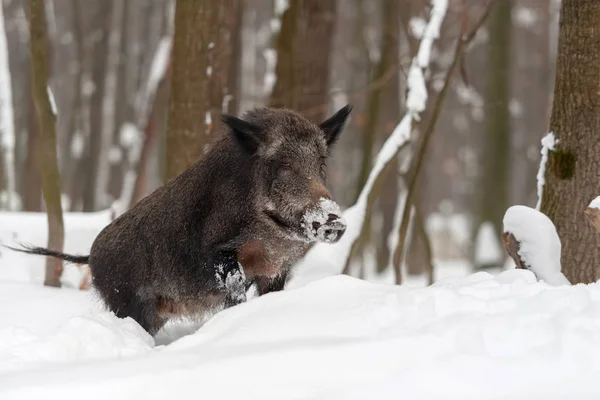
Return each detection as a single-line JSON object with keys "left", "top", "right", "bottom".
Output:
{"left": 1, "top": 211, "right": 598, "bottom": 399}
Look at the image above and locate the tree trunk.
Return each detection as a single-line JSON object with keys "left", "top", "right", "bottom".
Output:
{"left": 24, "top": 87, "right": 42, "bottom": 211}
{"left": 29, "top": 0, "right": 65, "bottom": 287}
{"left": 541, "top": 0, "right": 600, "bottom": 284}
{"left": 166, "top": 0, "right": 240, "bottom": 181}
{"left": 473, "top": 0, "right": 512, "bottom": 262}
{"left": 269, "top": 0, "right": 337, "bottom": 122}
{"left": 82, "top": 1, "right": 111, "bottom": 211}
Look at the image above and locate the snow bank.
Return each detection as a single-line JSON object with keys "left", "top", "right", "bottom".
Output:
{"left": 2, "top": 270, "right": 600, "bottom": 398}
{"left": 503, "top": 205, "right": 570, "bottom": 286}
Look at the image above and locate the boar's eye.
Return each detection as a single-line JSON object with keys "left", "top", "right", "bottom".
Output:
{"left": 279, "top": 161, "right": 293, "bottom": 173}
{"left": 319, "top": 159, "right": 327, "bottom": 178}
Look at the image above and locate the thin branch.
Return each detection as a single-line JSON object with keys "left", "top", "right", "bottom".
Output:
{"left": 390, "top": 0, "right": 498, "bottom": 284}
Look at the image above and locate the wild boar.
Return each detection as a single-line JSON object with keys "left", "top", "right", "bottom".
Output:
{"left": 10, "top": 105, "right": 352, "bottom": 335}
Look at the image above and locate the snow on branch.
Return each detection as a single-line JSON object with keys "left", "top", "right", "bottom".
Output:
{"left": 384, "top": 1, "right": 498, "bottom": 283}
{"left": 503, "top": 205, "right": 570, "bottom": 286}
{"left": 295, "top": 0, "right": 449, "bottom": 277}
{"left": 535, "top": 132, "right": 556, "bottom": 210}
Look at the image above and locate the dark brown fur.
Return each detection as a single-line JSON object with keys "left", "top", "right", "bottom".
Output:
{"left": 9, "top": 105, "right": 352, "bottom": 335}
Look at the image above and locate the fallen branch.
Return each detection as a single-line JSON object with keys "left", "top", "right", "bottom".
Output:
{"left": 503, "top": 232, "right": 528, "bottom": 270}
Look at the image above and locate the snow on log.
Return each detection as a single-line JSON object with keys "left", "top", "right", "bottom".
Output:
{"left": 0, "top": 4, "right": 17, "bottom": 211}
{"left": 502, "top": 205, "right": 570, "bottom": 286}
{"left": 584, "top": 196, "right": 600, "bottom": 233}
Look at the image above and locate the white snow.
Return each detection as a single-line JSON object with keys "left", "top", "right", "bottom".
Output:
{"left": 1, "top": 198, "right": 598, "bottom": 398}
{"left": 513, "top": 6, "right": 538, "bottom": 28}
{"left": 118, "top": 122, "right": 142, "bottom": 151}
{"left": 69, "top": 131, "right": 84, "bottom": 159}
{"left": 416, "top": 0, "right": 447, "bottom": 68}
{"left": 503, "top": 205, "right": 570, "bottom": 286}
{"left": 474, "top": 222, "right": 504, "bottom": 266}
{"left": 535, "top": 132, "right": 556, "bottom": 211}
{"left": 0, "top": 210, "right": 111, "bottom": 285}
{"left": 146, "top": 37, "right": 172, "bottom": 100}
{"left": 409, "top": 17, "right": 427, "bottom": 39}
{"left": 589, "top": 196, "right": 600, "bottom": 210}
{"left": 263, "top": 48, "right": 277, "bottom": 94}
{"left": 2, "top": 269, "right": 600, "bottom": 398}
{"left": 46, "top": 85, "right": 57, "bottom": 116}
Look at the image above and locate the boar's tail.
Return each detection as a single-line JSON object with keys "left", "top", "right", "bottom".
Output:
{"left": 4, "top": 244, "right": 90, "bottom": 264}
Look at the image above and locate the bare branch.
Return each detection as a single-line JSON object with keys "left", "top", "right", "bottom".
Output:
{"left": 390, "top": 0, "right": 497, "bottom": 283}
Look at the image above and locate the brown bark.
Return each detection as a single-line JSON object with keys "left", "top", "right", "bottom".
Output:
{"left": 502, "top": 232, "right": 529, "bottom": 270}
{"left": 24, "top": 86, "right": 42, "bottom": 211}
{"left": 540, "top": 0, "right": 600, "bottom": 284}
{"left": 166, "top": 0, "right": 240, "bottom": 181}
{"left": 269, "top": 0, "right": 337, "bottom": 122}
{"left": 29, "top": 0, "right": 65, "bottom": 287}
{"left": 82, "top": 1, "right": 111, "bottom": 211}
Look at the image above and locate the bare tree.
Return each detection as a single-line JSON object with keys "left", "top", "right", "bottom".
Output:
{"left": 29, "top": 0, "right": 64, "bottom": 287}
{"left": 541, "top": 0, "right": 600, "bottom": 284}
{"left": 166, "top": 0, "right": 240, "bottom": 181}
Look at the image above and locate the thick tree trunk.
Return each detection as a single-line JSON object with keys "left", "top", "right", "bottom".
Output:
{"left": 541, "top": 0, "right": 600, "bottom": 284}
{"left": 166, "top": 0, "right": 240, "bottom": 181}
{"left": 29, "top": 0, "right": 65, "bottom": 287}
{"left": 269, "top": 0, "right": 337, "bottom": 122}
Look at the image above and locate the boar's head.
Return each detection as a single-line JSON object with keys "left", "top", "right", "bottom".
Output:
{"left": 221, "top": 105, "right": 352, "bottom": 244}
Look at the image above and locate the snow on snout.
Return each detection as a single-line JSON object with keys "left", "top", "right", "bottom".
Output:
{"left": 302, "top": 198, "right": 346, "bottom": 243}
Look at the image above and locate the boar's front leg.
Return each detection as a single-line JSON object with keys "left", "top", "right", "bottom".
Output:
{"left": 214, "top": 252, "right": 247, "bottom": 308}
{"left": 255, "top": 269, "right": 290, "bottom": 296}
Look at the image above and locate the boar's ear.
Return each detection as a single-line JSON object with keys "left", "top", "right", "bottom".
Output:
{"left": 319, "top": 104, "right": 352, "bottom": 148}
{"left": 221, "top": 114, "right": 263, "bottom": 154}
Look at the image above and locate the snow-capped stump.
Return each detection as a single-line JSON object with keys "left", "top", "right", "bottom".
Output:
{"left": 584, "top": 196, "right": 600, "bottom": 232}
{"left": 502, "top": 205, "right": 570, "bottom": 286}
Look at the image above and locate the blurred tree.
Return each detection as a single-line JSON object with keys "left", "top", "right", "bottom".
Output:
{"left": 82, "top": 1, "right": 112, "bottom": 212}
{"left": 269, "top": 0, "right": 337, "bottom": 122}
{"left": 166, "top": 0, "right": 240, "bottom": 181}
{"left": 24, "top": 88, "right": 41, "bottom": 211}
{"left": 29, "top": 0, "right": 64, "bottom": 287}
{"left": 473, "top": 0, "right": 512, "bottom": 263}
{"left": 541, "top": 0, "right": 600, "bottom": 284}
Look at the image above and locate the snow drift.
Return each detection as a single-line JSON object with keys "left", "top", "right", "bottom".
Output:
{"left": 2, "top": 269, "right": 600, "bottom": 399}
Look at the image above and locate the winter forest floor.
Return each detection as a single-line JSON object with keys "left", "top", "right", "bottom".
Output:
{"left": 2, "top": 212, "right": 600, "bottom": 399}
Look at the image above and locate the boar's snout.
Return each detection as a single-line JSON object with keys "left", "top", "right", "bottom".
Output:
{"left": 312, "top": 213, "right": 346, "bottom": 243}
{"left": 302, "top": 198, "right": 346, "bottom": 244}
